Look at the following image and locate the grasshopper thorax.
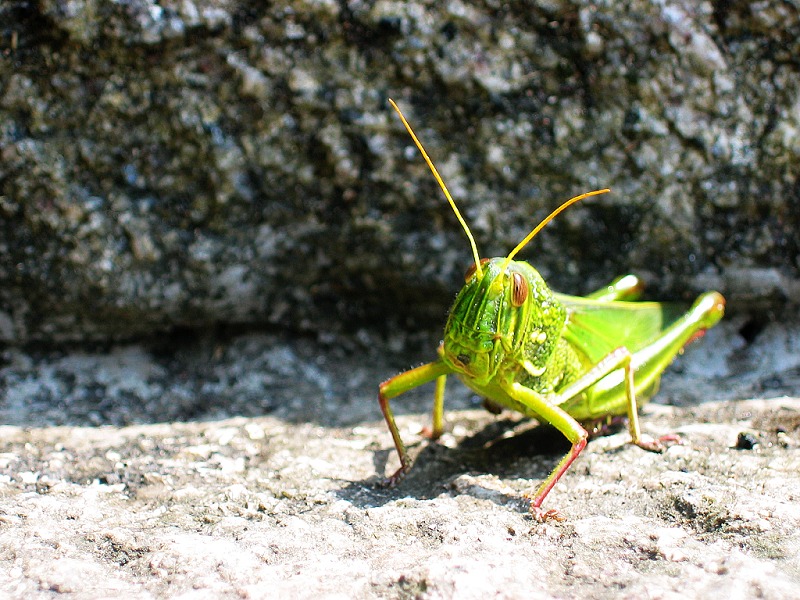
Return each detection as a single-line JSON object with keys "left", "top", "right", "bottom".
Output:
{"left": 440, "top": 257, "right": 566, "bottom": 386}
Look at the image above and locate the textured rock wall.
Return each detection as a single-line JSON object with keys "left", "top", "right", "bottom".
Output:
{"left": 1, "top": 0, "right": 798, "bottom": 343}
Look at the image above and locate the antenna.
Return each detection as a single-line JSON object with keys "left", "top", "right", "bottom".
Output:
{"left": 389, "top": 99, "right": 483, "bottom": 279}
{"left": 498, "top": 189, "right": 610, "bottom": 274}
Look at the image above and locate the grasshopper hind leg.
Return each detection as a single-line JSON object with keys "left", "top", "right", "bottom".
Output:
{"left": 586, "top": 274, "right": 645, "bottom": 302}
{"left": 624, "top": 291, "right": 725, "bottom": 451}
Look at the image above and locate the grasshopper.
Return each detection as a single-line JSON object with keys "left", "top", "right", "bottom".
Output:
{"left": 379, "top": 99, "right": 726, "bottom": 521}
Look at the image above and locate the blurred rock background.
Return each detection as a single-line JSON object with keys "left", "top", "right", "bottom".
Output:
{"left": 1, "top": 0, "right": 798, "bottom": 346}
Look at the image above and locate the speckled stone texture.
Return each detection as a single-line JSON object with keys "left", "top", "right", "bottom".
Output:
{"left": 1, "top": 0, "right": 798, "bottom": 342}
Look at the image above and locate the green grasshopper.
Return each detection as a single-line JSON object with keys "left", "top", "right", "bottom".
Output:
{"left": 379, "top": 99, "right": 726, "bottom": 521}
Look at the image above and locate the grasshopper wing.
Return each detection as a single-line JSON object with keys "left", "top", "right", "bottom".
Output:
{"left": 554, "top": 294, "right": 683, "bottom": 364}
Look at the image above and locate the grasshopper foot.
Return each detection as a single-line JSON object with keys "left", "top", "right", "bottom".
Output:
{"left": 525, "top": 492, "right": 567, "bottom": 523}
{"left": 380, "top": 464, "right": 411, "bottom": 488}
{"left": 635, "top": 433, "right": 681, "bottom": 453}
{"left": 530, "top": 506, "right": 567, "bottom": 523}
{"left": 420, "top": 425, "right": 443, "bottom": 441}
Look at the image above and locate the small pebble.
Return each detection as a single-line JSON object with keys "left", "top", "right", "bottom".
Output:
{"left": 735, "top": 431, "right": 758, "bottom": 450}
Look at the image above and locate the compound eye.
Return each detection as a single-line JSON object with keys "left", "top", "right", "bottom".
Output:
{"left": 511, "top": 272, "right": 528, "bottom": 307}
{"left": 456, "top": 353, "right": 471, "bottom": 366}
{"left": 464, "top": 258, "right": 490, "bottom": 282}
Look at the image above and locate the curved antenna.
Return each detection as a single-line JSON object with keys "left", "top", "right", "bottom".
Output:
{"left": 389, "top": 99, "right": 483, "bottom": 279}
{"left": 499, "top": 188, "right": 611, "bottom": 274}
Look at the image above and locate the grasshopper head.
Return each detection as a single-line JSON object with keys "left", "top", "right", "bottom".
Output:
{"left": 388, "top": 98, "right": 605, "bottom": 386}
{"left": 441, "top": 257, "right": 562, "bottom": 386}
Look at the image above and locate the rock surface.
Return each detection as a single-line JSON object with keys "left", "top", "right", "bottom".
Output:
{"left": 1, "top": 0, "right": 799, "bottom": 342}
{"left": 1, "top": 319, "right": 800, "bottom": 598}
{"left": 1, "top": 393, "right": 798, "bottom": 598}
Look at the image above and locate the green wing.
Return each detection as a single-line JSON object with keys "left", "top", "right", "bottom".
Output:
{"left": 555, "top": 293, "right": 684, "bottom": 365}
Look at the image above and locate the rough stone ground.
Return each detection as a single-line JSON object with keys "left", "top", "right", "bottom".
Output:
{"left": 1, "top": 320, "right": 799, "bottom": 598}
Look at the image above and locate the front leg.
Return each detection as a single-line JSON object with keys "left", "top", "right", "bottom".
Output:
{"left": 501, "top": 380, "right": 587, "bottom": 522}
{"left": 378, "top": 359, "right": 452, "bottom": 485}
{"left": 502, "top": 347, "right": 636, "bottom": 521}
